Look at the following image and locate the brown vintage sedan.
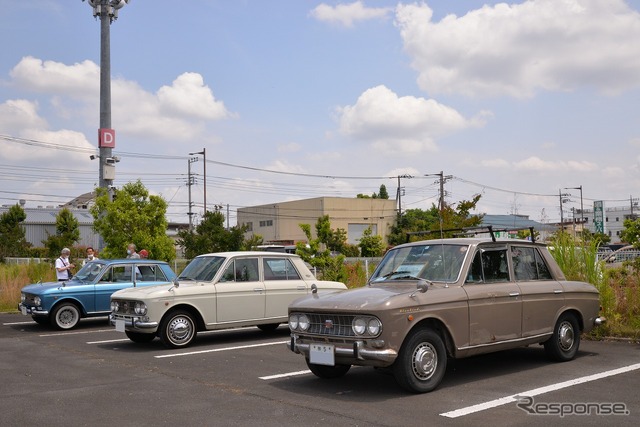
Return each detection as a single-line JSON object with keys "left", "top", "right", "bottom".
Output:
{"left": 288, "top": 237, "right": 605, "bottom": 393}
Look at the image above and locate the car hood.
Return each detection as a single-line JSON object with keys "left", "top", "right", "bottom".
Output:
{"left": 111, "top": 281, "right": 184, "bottom": 299}
{"left": 290, "top": 282, "right": 419, "bottom": 311}
{"left": 21, "top": 280, "right": 80, "bottom": 295}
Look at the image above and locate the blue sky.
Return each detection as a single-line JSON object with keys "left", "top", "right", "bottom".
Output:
{"left": 2, "top": 0, "right": 640, "bottom": 227}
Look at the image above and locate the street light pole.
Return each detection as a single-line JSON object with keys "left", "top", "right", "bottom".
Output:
{"left": 187, "top": 157, "right": 198, "bottom": 230}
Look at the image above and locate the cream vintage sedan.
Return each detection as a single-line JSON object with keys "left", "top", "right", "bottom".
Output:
{"left": 110, "top": 252, "right": 346, "bottom": 348}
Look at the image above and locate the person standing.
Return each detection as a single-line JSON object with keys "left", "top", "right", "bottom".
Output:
{"left": 139, "top": 249, "right": 149, "bottom": 259}
{"left": 82, "top": 247, "right": 99, "bottom": 266}
{"left": 55, "top": 248, "right": 75, "bottom": 281}
{"left": 126, "top": 243, "right": 140, "bottom": 259}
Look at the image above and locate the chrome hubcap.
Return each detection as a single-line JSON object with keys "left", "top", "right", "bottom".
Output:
{"left": 168, "top": 316, "right": 193, "bottom": 344}
{"left": 412, "top": 342, "right": 437, "bottom": 380}
{"left": 58, "top": 308, "right": 77, "bottom": 326}
{"left": 558, "top": 321, "right": 574, "bottom": 351}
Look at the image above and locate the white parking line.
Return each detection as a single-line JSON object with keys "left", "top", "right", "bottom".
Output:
{"left": 440, "top": 363, "right": 640, "bottom": 418}
{"left": 259, "top": 370, "right": 311, "bottom": 380}
{"left": 154, "top": 340, "right": 288, "bottom": 359}
{"left": 39, "top": 329, "right": 114, "bottom": 337}
{"left": 87, "top": 338, "right": 131, "bottom": 344}
{"left": 3, "top": 321, "right": 36, "bottom": 326}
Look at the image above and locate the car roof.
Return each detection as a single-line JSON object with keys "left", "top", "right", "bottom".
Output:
{"left": 92, "top": 259, "right": 170, "bottom": 265}
{"left": 395, "top": 237, "right": 545, "bottom": 249}
{"left": 195, "top": 251, "right": 300, "bottom": 258}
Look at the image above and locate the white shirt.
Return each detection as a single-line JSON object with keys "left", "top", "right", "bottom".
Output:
{"left": 55, "top": 257, "right": 72, "bottom": 281}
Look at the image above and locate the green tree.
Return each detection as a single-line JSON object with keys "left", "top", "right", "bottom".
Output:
{"left": 296, "top": 217, "right": 347, "bottom": 282}
{"left": 0, "top": 204, "right": 30, "bottom": 261}
{"left": 387, "top": 195, "right": 483, "bottom": 245}
{"left": 378, "top": 184, "right": 389, "bottom": 199}
{"left": 91, "top": 180, "right": 175, "bottom": 261}
{"left": 619, "top": 218, "right": 640, "bottom": 246}
{"left": 177, "top": 208, "right": 249, "bottom": 259}
{"left": 43, "top": 208, "right": 80, "bottom": 257}
{"left": 358, "top": 227, "right": 385, "bottom": 257}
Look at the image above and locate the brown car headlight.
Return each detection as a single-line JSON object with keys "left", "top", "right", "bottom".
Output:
{"left": 352, "top": 316, "right": 382, "bottom": 337}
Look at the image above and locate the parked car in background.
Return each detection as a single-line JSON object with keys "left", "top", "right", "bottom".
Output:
{"left": 601, "top": 245, "right": 640, "bottom": 265}
{"left": 19, "top": 259, "right": 176, "bottom": 330}
{"left": 288, "top": 234, "right": 605, "bottom": 393}
{"left": 110, "top": 252, "right": 347, "bottom": 348}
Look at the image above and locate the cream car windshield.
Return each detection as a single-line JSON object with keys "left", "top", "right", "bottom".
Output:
{"left": 178, "top": 256, "right": 225, "bottom": 281}
{"left": 371, "top": 244, "right": 469, "bottom": 283}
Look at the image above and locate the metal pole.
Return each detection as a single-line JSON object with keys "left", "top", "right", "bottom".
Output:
{"left": 559, "top": 189, "right": 564, "bottom": 231}
{"left": 203, "top": 147, "right": 207, "bottom": 213}
{"left": 99, "top": 1, "right": 112, "bottom": 191}
{"left": 188, "top": 159, "right": 193, "bottom": 230}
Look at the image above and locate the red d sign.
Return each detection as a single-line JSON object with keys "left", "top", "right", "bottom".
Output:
{"left": 99, "top": 128, "right": 116, "bottom": 148}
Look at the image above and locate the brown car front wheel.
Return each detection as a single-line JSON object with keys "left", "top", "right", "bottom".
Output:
{"left": 393, "top": 328, "right": 447, "bottom": 393}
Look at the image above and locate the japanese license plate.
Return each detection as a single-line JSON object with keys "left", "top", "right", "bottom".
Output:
{"left": 310, "top": 343, "right": 335, "bottom": 366}
{"left": 21, "top": 306, "right": 27, "bottom": 316}
{"left": 115, "top": 319, "right": 125, "bottom": 332}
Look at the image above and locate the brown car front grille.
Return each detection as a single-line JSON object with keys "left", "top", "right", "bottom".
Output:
{"left": 305, "top": 313, "right": 356, "bottom": 337}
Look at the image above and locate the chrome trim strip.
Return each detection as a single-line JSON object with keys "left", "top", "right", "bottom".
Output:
{"left": 457, "top": 332, "right": 552, "bottom": 351}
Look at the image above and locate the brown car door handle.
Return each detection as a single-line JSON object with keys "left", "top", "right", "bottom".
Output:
{"left": 509, "top": 292, "right": 520, "bottom": 297}
{"left": 554, "top": 289, "right": 563, "bottom": 294}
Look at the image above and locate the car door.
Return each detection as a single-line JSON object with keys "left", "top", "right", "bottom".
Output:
{"left": 463, "top": 246, "right": 522, "bottom": 346}
{"left": 511, "top": 245, "right": 565, "bottom": 337}
{"left": 215, "top": 257, "right": 265, "bottom": 323}
{"left": 263, "top": 257, "right": 307, "bottom": 318}
{"left": 93, "top": 265, "right": 133, "bottom": 313}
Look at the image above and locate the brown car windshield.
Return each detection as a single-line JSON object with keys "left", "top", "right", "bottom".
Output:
{"left": 371, "top": 244, "right": 469, "bottom": 283}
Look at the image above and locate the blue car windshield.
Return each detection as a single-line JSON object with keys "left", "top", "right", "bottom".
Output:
{"left": 178, "top": 256, "right": 225, "bottom": 281}
{"left": 72, "top": 261, "right": 105, "bottom": 283}
{"left": 371, "top": 244, "right": 469, "bottom": 283}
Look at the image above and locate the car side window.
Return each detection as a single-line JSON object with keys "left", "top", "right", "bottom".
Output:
{"left": 263, "top": 258, "right": 301, "bottom": 280}
{"left": 469, "top": 249, "right": 510, "bottom": 283}
{"left": 220, "top": 258, "right": 259, "bottom": 282}
{"left": 99, "top": 266, "right": 128, "bottom": 283}
{"left": 136, "top": 265, "right": 168, "bottom": 282}
{"left": 512, "top": 246, "right": 552, "bottom": 281}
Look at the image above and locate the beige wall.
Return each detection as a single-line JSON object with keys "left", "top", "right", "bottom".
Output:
{"left": 238, "top": 197, "right": 397, "bottom": 244}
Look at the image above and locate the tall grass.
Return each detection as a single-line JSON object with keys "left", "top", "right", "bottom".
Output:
{"left": 0, "top": 263, "right": 55, "bottom": 311}
{"left": 550, "top": 233, "right": 639, "bottom": 340}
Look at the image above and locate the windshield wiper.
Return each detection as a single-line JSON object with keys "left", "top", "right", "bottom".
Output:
{"left": 379, "top": 271, "right": 421, "bottom": 281}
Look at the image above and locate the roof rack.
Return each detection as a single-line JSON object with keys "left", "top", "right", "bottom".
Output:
{"left": 406, "top": 226, "right": 537, "bottom": 243}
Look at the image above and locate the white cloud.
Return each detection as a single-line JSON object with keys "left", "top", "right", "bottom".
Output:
{"left": 513, "top": 156, "right": 598, "bottom": 171}
{"left": 337, "top": 85, "right": 484, "bottom": 154}
{"left": 10, "top": 56, "right": 98, "bottom": 99}
{"left": 396, "top": 0, "right": 640, "bottom": 97}
{"left": 157, "top": 72, "right": 232, "bottom": 121}
{"left": 0, "top": 99, "right": 47, "bottom": 133}
{"left": 310, "top": 1, "right": 391, "bottom": 27}
{"left": 8, "top": 57, "right": 234, "bottom": 142}
{"left": 481, "top": 158, "right": 510, "bottom": 168}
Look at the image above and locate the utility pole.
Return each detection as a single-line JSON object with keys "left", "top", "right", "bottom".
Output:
{"left": 187, "top": 157, "right": 198, "bottom": 230}
{"left": 396, "top": 174, "right": 412, "bottom": 216}
{"left": 189, "top": 148, "right": 207, "bottom": 213}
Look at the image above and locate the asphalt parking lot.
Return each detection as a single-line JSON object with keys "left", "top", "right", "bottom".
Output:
{"left": 1, "top": 312, "right": 638, "bottom": 426}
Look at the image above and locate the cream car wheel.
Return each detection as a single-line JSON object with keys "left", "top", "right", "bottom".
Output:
{"left": 160, "top": 310, "right": 196, "bottom": 349}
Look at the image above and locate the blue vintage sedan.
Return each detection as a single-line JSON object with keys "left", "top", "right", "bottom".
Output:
{"left": 19, "top": 259, "right": 176, "bottom": 330}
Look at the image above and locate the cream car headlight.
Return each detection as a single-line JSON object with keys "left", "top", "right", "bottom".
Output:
{"left": 110, "top": 301, "right": 119, "bottom": 313}
{"left": 34, "top": 296, "right": 41, "bottom": 307}
{"left": 134, "top": 302, "right": 147, "bottom": 316}
{"left": 289, "top": 314, "right": 299, "bottom": 330}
